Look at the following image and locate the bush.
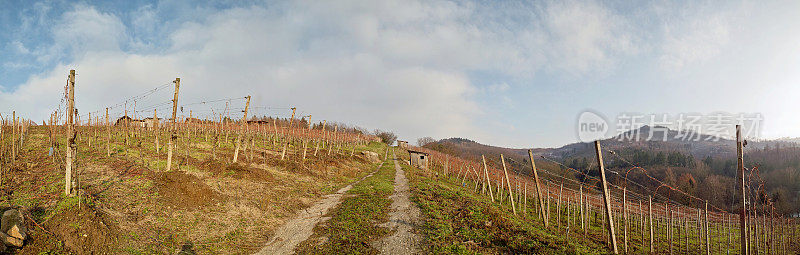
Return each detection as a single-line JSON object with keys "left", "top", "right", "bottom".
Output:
{"left": 374, "top": 130, "right": 397, "bottom": 145}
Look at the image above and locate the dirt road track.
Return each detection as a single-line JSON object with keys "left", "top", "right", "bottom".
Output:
{"left": 255, "top": 162, "right": 383, "bottom": 255}
{"left": 374, "top": 153, "right": 422, "bottom": 254}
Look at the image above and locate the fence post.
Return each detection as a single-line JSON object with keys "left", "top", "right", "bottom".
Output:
{"left": 736, "top": 125, "right": 748, "bottom": 255}
{"left": 166, "top": 78, "right": 180, "bottom": 171}
{"left": 558, "top": 182, "right": 563, "bottom": 228}
{"left": 500, "top": 154, "right": 516, "bottom": 215}
{"left": 594, "top": 141, "right": 618, "bottom": 254}
{"left": 154, "top": 109, "right": 159, "bottom": 154}
{"left": 482, "top": 155, "right": 494, "bottom": 202}
{"left": 11, "top": 111, "right": 15, "bottom": 163}
{"left": 64, "top": 70, "right": 76, "bottom": 196}
{"left": 623, "top": 187, "right": 628, "bottom": 254}
{"left": 705, "top": 201, "right": 711, "bottom": 255}
{"left": 527, "top": 150, "right": 548, "bottom": 227}
{"left": 580, "top": 187, "right": 585, "bottom": 231}
{"left": 649, "top": 196, "right": 654, "bottom": 253}
{"left": 233, "top": 95, "right": 250, "bottom": 163}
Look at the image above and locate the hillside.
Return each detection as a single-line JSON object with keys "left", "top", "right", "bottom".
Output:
{"left": 1, "top": 122, "right": 388, "bottom": 254}
{"left": 424, "top": 126, "right": 800, "bottom": 215}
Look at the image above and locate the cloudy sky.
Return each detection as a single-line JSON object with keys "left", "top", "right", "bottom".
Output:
{"left": 1, "top": 0, "right": 799, "bottom": 148}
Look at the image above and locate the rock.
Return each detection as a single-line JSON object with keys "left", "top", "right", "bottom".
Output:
{"left": 1, "top": 209, "right": 23, "bottom": 233}
{"left": 0, "top": 232, "right": 22, "bottom": 247}
{"left": 361, "top": 151, "right": 380, "bottom": 163}
{"left": 175, "top": 241, "right": 195, "bottom": 255}
{"left": 8, "top": 224, "right": 26, "bottom": 240}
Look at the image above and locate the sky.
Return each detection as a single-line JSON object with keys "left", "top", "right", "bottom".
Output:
{"left": 1, "top": 0, "right": 799, "bottom": 148}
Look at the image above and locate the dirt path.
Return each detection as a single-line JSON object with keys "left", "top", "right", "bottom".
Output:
{"left": 255, "top": 162, "right": 383, "bottom": 255}
{"left": 375, "top": 153, "right": 422, "bottom": 254}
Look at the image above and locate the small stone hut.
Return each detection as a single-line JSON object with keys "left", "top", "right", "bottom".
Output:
{"left": 397, "top": 140, "right": 408, "bottom": 149}
{"left": 408, "top": 149, "right": 429, "bottom": 169}
{"left": 115, "top": 116, "right": 143, "bottom": 127}
{"left": 142, "top": 117, "right": 161, "bottom": 128}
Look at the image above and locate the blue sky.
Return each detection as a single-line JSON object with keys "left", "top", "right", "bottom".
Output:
{"left": 2, "top": 0, "right": 800, "bottom": 148}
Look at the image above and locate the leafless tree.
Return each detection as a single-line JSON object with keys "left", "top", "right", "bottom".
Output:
{"left": 417, "top": 136, "right": 435, "bottom": 147}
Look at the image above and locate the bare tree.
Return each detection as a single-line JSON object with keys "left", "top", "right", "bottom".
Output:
{"left": 374, "top": 130, "right": 397, "bottom": 145}
{"left": 417, "top": 136, "right": 435, "bottom": 147}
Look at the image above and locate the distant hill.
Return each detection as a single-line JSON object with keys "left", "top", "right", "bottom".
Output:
{"left": 426, "top": 125, "right": 736, "bottom": 162}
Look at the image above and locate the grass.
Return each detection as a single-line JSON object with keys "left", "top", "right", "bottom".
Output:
{"left": 295, "top": 159, "right": 396, "bottom": 254}
{"left": 402, "top": 161, "right": 613, "bottom": 255}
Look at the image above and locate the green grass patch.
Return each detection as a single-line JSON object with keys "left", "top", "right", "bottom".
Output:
{"left": 404, "top": 163, "right": 613, "bottom": 255}
{"left": 296, "top": 159, "right": 396, "bottom": 254}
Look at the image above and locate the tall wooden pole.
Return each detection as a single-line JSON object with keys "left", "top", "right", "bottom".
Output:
{"left": 154, "top": 109, "right": 159, "bottom": 154}
{"left": 233, "top": 95, "right": 251, "bottom": 163}
{"left": 649, "top": 195, "right": 654, "bottom": 253}
{"left": 481, "top": 155, "right": 494, "bottom": 202}
{"left": 314, "top": 120, "right": 326, "bottom": 156}
{"left": 623, "top": 187, "right": 628, "bottom": 254}
{"left": 528, "top": 149, "right": 548, "bottom": 227}
{"left": 289, "top": 107, "right": 296, "bottom": 128}
{"left": 11, "top": 111, "right": 15, "bottom": 163}
{"left": 500, "top": 154, "right": 516, "bottom": 215}
{"left": 705, "top": 201, "right": 711, "bottom": 255}
{"left": 106, "top": 108, "right": 110, "bottom": 157}
{"left": 737, "top": 125, "right": 749, "bottom": 255}
{"left": 594, "top": 141, "right": 618, "bottom": 253}
{"left": 65, "top": 70, "right": 76, "bottom": 196}
{"left": 166, "top": 78, "right": 180, "bottom": 171}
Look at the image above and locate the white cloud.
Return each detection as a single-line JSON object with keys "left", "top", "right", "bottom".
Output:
{"left": 10, "top": 41, "right": 30, "bottom": 54}
{"left": 53, "top": 4, "right": 127, "bottom": 54}
{"left": 543, "top": 0, "right": 637, "bottom": 74}
{"left": 0, "top": 0, "right": 646, "bottom": 145}
{"left": 659, "top": 12, "right": 733, "bottom": 70}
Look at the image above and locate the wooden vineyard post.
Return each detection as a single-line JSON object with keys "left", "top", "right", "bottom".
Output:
{"left": 668, "top": 203, "right": 672, "bottom": 254}
{"left": 558, "top": 182, "right": 563, "bottom": 228}
{"left": 65, "top": 70, "right": 76, "bottom": 196}
{"left": 281, "top": 142, "right": 288, "bottom": 160}
{"left": 593, "top": 141, "right": 618, "bottom": 254}
{"left": 623, "top": 187, "right": 628, "bottom": 254}
{"left": 166, "top": 78, "right": 180, "bottom": 171}
{"left": 314, "top": 120, "right": 326, "bottom": 156}
{"left": 302, "top": 139, "right": 308, "bottom": 160}
{"left": 289, "top": 107, "right": 296, "bottom": 129}
{"left": 233, "top": 95, "right": 251, "bottom": 163}
{"left": 106, "top": 108, "right": 111, "bottom": 157}
{"left": 580, "top": 187, "right": 585, "bottom": 231}
{"left": 736, "top": 125, "right": 748, "bottom": 255}
{"left": 11, "top": 111, "right": 15, "bottom": 163}
{"left": 88, "top": 112, "right": 92, "bottom": 147}
{"left": 705, "top": 201, "right": 711, "bottom": 255}
{"left": 528, "top": 150, "right": 548, "bottom": 227}
{"left": 640, "top": 200, "right": 644, "bottom": 248}
{"left": 500, "top": 155, "right": 516, "bottom": 215}
{"left": 649, "top": 195, "right": 654, "bottom": 253}
{"left": 154, "top": 109, "right": 159, "bottom": 154}
{"left": 328, "top": 125, "right": 336, "bottom": 156}
{"left": 482, "top": 155, "right": 494, "bottom": 202}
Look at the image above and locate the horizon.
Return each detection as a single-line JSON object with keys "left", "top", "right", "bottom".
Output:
{"left": 2, "top": 0, "right": 800, "bottom": 148}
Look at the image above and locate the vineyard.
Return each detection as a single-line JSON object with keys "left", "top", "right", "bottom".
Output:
{"left": 0, "top": 70, "right": 387, "bottom": 253}
{"left": 408, "top": 136, "right": 800, "bottom": 254}
{"left": 1, "top": 69, "right": 798, "bottom": 254}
